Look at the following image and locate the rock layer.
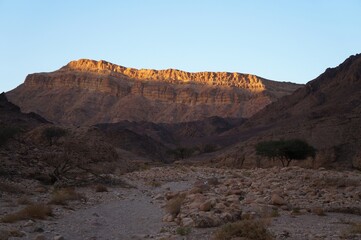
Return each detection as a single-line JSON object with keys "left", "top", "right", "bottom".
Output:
{"left": 7, "top": 59, "right": 301, "bottom": 125}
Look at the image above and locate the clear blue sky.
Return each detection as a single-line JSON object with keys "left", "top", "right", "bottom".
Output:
{"left": 1, "top": 0, "right": 360, "bottom": 92}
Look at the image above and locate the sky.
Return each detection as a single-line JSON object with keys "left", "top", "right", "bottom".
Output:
{"left": 1, "top": 0, "right": 361, "bottom": 92}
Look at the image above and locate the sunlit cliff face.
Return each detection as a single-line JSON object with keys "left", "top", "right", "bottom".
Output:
{"left": 63, "top": 59, "right": 266, "bottom": 92}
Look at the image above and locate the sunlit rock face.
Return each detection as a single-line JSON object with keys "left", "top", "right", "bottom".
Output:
{"left": 7, "top": 59, "right": 302, "bottom": 125}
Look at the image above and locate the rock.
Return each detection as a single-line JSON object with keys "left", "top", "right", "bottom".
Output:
{"left": 23, "top": 220, "right": 35, "bottom": 227}
{"left": 34, "top": 186, "right": 47, "bottom": 193}
{"left": 154, "top": 194, "right": 164, "bottom": 200}
{"left": 163, "top": 213, "right": 175, "bottom": 222}
{"left": 181, "top": 217, "right": 194, "bottom": 227}
{"left": 199, "top": 200, "right": 213, "bottom": 211}
{"left": 193, "top": 213, "right": 221, "bottom": 228}
{"left": 271, "top": 193, "right": 287, "bottom": 205}
{"left": 34, "top": 234, "right": 46, "bottom": 240}
{"left": 53, "top": 236, "right": 64, "bottom": 240}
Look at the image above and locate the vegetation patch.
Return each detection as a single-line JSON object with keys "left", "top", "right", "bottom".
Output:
{"left": 42, "top": 126, "right": 67, "bottom": 145}
{"left": 95, "top": 184, "right": 108, "bottom": 192}
{"left": 256, "top": 139, "right": 316, "bottom": 167}
{"left": 49, "top": 187, "right": 85, "bottom": 205}
{"left": 176, "top": 226, "right": 191, "bottom": 236}
{"left": 213, "top": 219, "right": 273, "bottom": 240}
{"left": 166, "top": 194, "right": 185, "bottom": 216}
{"left": 0, "top": 182, "right": 24, "bottom": 194}
{"left": 1, "top": 204, "right": 52, "bottom": 223}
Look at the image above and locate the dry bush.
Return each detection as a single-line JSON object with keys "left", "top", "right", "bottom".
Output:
{"left": 148, "top": 180, "right": 161, "bottom": 188}
{"left": 166, "top": 194, "right": 185, "bottom": 216}
{"left": 213, "top": 219, "right": 273, "bottom": 240}
{"left": 312, "top": 207, "right": 326, "bottom": 216}
{"left": 1, "top": 204, "right": 52, "bottom": 223}
{"left": 176, "top": 226, "right": 191, "bottom": 236}
{"left": 16, "top": 196, "right": 32, "bottom": 205}
{"left": 349, "top": 222, "right": 361, "bottom": 234}
{"left": 49, "top": 188, "right": 85, "bottom": 205}
{"left": 95, "top": 184, "right": 108, "bottom": 192}
{"left": 0, "top": 182, "right": 23, "bottom": 194}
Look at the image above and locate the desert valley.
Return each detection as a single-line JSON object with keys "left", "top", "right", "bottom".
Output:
{"left": 1, "top": 54, "right": 361, "bottom": 240}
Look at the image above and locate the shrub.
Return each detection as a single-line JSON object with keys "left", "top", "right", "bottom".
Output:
{"left": 95, "top": 184, "right": 108, "bottom": 192}
{"left": 256, "top": 139, "right": 316, "bottom": 167}
{"left": 0, "top": 182, "right": 24, "bottom": 194}
{"left": 168, "top": 147, "right": 195, "bottom": 160}
{"left": 0, "top": 126, "right": 21, "bottom": 147}
{"left": 17, "top": 196, "right": 33, "bottom": 205}
{"left": 49, "top": 188, "right": 85, "bottom": 205}
{"left": 350, "top": 222, "right": 361, "bottom": 234}
{"left": 166, "top": 194, "right": 185, "bottom": 216}
{"left": 176, "top": 226, "right": 191, "bottom": 236}
{"left": 1, "top": 204, "right": 52, "bottom": 223}
{"left": 203, "top": 144, "right": 217, "bottom": 153}
{"left": 42, "top": 126, "right": 67, "bottom": 145}
{"left": 312, "top": 207, "right": 326, "bottom": 216}
{"left": 213, "top": 219, "right": 273, "bottom": 240}
{"left": 148, "top": 180, "right": 162, "bottom": 188}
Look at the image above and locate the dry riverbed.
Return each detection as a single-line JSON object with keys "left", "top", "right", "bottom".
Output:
{"left": 1, "top": 166, "right": 361, "bottom": 240}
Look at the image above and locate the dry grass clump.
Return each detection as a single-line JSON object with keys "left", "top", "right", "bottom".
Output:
{"left": 148, "top": 180, "right": 162, "bottom": 188}
{"left": 1, "top": 204, "right": 52, "bottom": 223}
{"left": 166, "top": 194, "right": 186, "bottom": 216}
{"left": 349, "top": 222, "right": 361, "bottom": 234}
{"left": 0, "top": 182, "right": 24, "bottom": 194}
{"left": 16, "top": 196, "right": 33, "bottom": 205}
{"left": 95, "top": 184, "right": 108, "bottom": 192}
{"left": 176, "top": 226, "right": 191, "bottom": 236}
{"left": 49, "top": 187, "right": 85, "bottom": 205}
{"left": 213, "top": 219, "right": 273, "bottom": 240}
{"left": 312, "top": 207, "right": 326, "bottom": 216}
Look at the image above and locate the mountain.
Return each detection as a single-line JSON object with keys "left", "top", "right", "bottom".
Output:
{"left": 216, "top": 54, "right": 361, "bottom": 169}
{"left": 6, "top": 59, "right": 301, "bottom": 125}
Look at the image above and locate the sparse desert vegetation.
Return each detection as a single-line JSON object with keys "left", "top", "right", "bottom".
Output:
{"left": 213, "top": 219, "right": 273, "bottom": 240}
{"left": 1, "top": 204, "right": 52, "bottom": 223}
{"left": 49, "top": 188, "right": 85, "bottom": 205}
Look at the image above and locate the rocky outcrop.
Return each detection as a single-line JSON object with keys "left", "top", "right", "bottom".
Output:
{"left": 7, "top": 59, "right": 301, "bottom": 125}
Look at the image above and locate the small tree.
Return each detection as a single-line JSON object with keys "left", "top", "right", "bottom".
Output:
{"left": 256, "top": 139, "right": 316, "bottom": 167}
{"left": 42, "top": 127, "right": 67, "bottom": 145}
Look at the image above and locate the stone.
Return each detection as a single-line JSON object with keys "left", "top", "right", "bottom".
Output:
{"left": 199, "top": 200, "right": 213, "bottom": 211}
{"left": 23, "top": 220, "right": 35, "bottom": 227}
{"left": 154, "top": 194, "right": 164, "bottom": 200}
{"left": 271, "top": 193, "right": 287, "bottom": 205}
{"left": 34, "top": 234, "right": 46, "bottom": 240}
{"left": 163, "top": 213, "right": 175, "bottom": 222}
{"left": 181, "top": 217, "right": 194, "bottom": 227}
{"left": 53, "top": 236, "right": 64, "bottom": 240}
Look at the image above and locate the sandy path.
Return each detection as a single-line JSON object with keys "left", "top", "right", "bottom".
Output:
{"left": 46, "top": 181, "right": 192, "bottom": 240}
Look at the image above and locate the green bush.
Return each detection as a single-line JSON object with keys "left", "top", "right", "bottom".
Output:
{"left": 256, "top": 139, "right": 316, "bottom": 167}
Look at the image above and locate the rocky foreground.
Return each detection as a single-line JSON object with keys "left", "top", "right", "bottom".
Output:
{"left": 1, "top": 166, "right": 361, "bottom": 240}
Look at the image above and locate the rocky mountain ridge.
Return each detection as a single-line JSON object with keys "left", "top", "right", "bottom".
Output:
{"left": 7, "top": 59, "right": 302, "bottom": 125}
{"left": 215, "top": 53, "right": 361, "bottom": 169}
